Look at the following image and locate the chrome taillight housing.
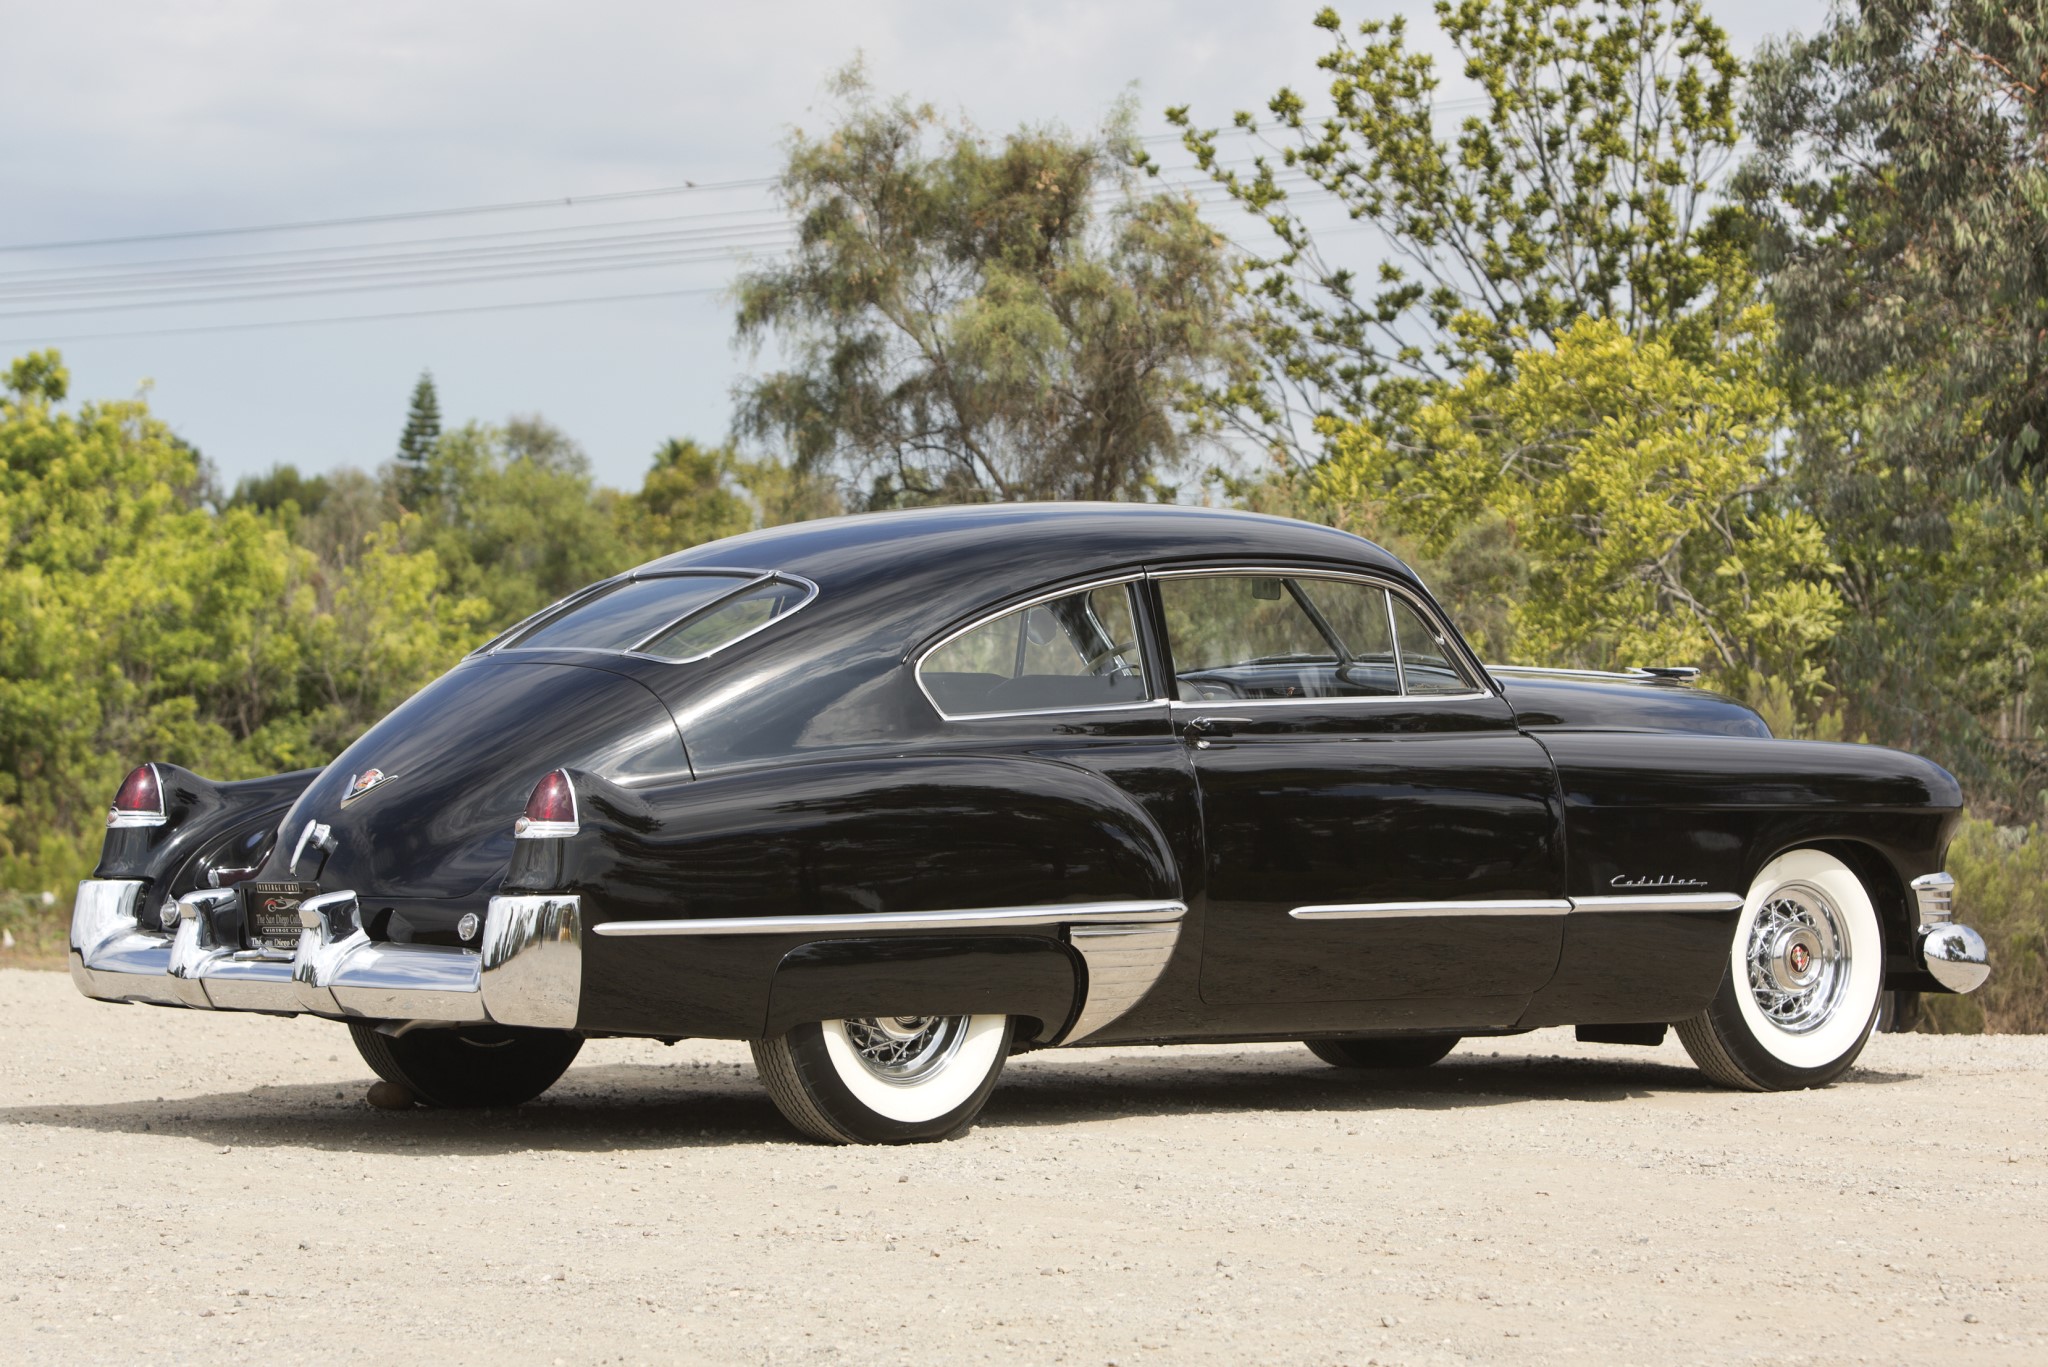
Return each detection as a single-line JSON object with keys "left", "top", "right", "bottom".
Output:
{"left": 515, "top": 769, "right": 579, "bottom": 839}
{"left": 108, "top": 764, "right": 167, "bottom": 829}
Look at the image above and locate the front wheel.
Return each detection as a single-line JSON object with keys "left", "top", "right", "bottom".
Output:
{"left": 751, "top": 1014, "right": 1013, "bottom": 1144}
{"left": 1675, "top": 849, "right": 1884, "bottom": 1091}
{"left": 348, "top": 1021, "right": 582, "bottom": 1108}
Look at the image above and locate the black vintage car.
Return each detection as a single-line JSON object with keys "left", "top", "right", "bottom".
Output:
{"left": 71, "top": 504, "right": 1991, "bottom": 1143}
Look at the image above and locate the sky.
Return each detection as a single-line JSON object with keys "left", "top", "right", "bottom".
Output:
{"left": 3, "top": 0, "right": 1826, "bottom": 492}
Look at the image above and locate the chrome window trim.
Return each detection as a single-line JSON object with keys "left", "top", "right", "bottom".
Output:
{"left": 913, "top": 574, "right": 1157, "bottom": 722}
{"left": 483, "top": 569, "right": 820, "bottom": 666}
{"left": 1289, "top": 892, "right": 1744, "bottom": 920}
{"left": 1145, "top": 564, "right": 1491, "bottom": 704}
{"left": 592, "top": 898, "right": 1186, "bottom": 938}
{"left": 1162, "top": 692, "right": 1493, "bottom": 710}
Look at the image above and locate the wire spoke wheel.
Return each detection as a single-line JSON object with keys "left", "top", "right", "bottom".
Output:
{"left": 1743, "top": 884, "right": 1850, "bottom": 1034}
{"left": 1676, "top": 849, "right": 1884, "bottom": 1091}
{"left": 751, "top": 1013, "right": 1014, "bottom": 1145}
{"left": 839, "top": 1015, "right": 969, "bottom": 1084}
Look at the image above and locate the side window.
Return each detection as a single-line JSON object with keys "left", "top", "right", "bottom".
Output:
{"left": 1390, "top": 595, "right": 1474, "bottom": 695}
{"left": 920, "top": 583, "right": 1149, "bottom": 717}
{"left": 1158, "top": 575, "right": 1400, "bottom": 699}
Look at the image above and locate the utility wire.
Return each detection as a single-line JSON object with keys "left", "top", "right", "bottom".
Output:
{"left": 0, "top": 177, "right": 776, "bottom": 254}
{"left": 0, "top": 202, "right": 796, "bottom": 281}
{"left": 0, "top": 244, "right": 795, "bottom": 321}
{"left": 0, "top": 286, "right": 728, "bottom": 348}
{"left": 0, "top": 224, "right": 796, "bottom": 300}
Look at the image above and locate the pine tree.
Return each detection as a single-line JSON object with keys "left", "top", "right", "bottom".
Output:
{"left": 395, "top": 370, "right": 441, "bottom": 498}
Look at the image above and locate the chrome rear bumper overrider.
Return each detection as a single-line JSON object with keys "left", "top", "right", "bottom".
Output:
{"left": 69, "top": 879, "right": 582, "bottom": 1029}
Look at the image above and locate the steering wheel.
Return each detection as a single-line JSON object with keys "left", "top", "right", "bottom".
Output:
{"left": 1083, "top": 639, "right": 1141, "bottom": 677}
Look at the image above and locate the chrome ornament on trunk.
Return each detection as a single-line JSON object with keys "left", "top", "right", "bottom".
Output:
{"left": 340, "top": 768, "right": 396, "bottom": 806}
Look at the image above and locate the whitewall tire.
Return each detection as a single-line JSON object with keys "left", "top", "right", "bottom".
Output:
{"left": 1676, "top": 849, "right": 1885, "bottom": 1090}
{"left": 751, "top": 1014, "right": 1013, "bottom": 1144}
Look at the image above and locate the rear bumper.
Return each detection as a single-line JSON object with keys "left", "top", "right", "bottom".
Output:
{"left": 68, "top": 879, "right": 582, "bottom": 1029}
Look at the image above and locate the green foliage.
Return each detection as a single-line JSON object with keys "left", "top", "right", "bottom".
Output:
{"left": 735, "top": 65, "right": 1239, "bottom": 506}
{"left": 1318, "top": 313, "right": 1842, "bottom": 704}
{"left": 1742, "top": 0, "right": 2048, "bottom": 816}
{"left": 403, "top": 416, "right": 627, "bottom": 626}
{"left": 0, "top": 359, "right": 484, "bottom": 890}
{"left": 0, "top": 354, "right": 816, "bottom": 900}
{"left": 1166, "top": 0, "right": 1748, "bottom": 464}
{"left": 1923, "top": 818, "right": 2048, "bottom": 1034}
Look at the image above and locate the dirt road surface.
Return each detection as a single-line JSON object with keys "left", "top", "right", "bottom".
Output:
{"left": 3, "top": 967, "right": 2042, "bottom": 1366}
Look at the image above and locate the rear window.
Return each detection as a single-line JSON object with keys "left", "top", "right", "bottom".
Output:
{"left": 504, "top": 574, "right": 812, "bottom": 659}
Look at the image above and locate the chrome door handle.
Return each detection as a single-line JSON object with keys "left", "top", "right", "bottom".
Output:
{"left": 1184, "top": 716, "right": 1251, "bottom": 747}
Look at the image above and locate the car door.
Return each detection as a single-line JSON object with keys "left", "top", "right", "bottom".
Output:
{"left": 1152, "top": 567, "right": 1567, "bottom": 1015}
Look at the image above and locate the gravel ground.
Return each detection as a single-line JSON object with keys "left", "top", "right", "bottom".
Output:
{"left": 2, "top": 966, "right": 2042, "bottom": 1366}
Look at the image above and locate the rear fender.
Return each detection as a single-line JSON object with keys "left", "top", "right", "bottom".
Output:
{"left": 535, "top": 753, "right": 1181, "bottom": 1039}
{"left": 93, "top": 765, "right": 321, "bottom": 922}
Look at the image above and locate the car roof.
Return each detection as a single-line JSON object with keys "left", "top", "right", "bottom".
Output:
{"left": 639, "top": 502, "right": 1412, "bottom": 595}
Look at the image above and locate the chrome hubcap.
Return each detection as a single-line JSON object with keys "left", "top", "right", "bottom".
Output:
{"left": 1745, "top": 883, "right": 1849, "bottom": 1033}
{"left": 841, "top": 1015, "right": 969, "bottom": 1085}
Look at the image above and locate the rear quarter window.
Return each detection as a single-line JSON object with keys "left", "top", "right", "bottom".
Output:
{"left": 505, "top": 573, "right": 813, "bottom": 659}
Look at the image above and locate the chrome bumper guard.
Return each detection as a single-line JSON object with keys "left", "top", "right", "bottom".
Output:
{"left": 68, "top": 880, "right": 582, "bottom": 1029}
{"left": 1910, "top": 872, "right": 1990, "bottom": 995}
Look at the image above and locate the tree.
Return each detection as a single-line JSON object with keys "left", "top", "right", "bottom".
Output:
{"left": 1317, "top": 313, "right": 1843, "bottom": 705}
{"left": 1742, "top": 0, "right": 2048, "bottom": 811}
{"left": 0, "top": 351, "right": 485, "bottom": 892}
{"left": 1166, "top": 0, "right": 1748, "bottom": 465}
{"left": 734, "top": 66, "right": 1240, "bottom": 507}
{"left": 395, "top": 370, "right": 442, "bottom": 500}
{"left": 399, "top": 416, "right": 626, "bottom": 626}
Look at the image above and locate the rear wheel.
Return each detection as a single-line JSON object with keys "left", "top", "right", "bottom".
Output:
{"left": 1304, "top": 1035, "right": 1461, "bottom": 1070}
{"left": 1675, "top": 849, "right": 1884, "bottom": 1091}
{"left": 751, "top": 1014, "right": 1013, "bottom": 1144}
{"left": 348, "top": 1021, "right": 582, "bottom": 1108}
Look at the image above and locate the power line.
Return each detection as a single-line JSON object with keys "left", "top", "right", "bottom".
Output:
{"left": 0, "top": 223, "right": 796, "bottom": 301}
{"left": 0, "top": 285, "right": 728, "bottom": 348}
{"left": 0, "top": 176, "right": 777, "bottom": 255}
{"left": 0, "top": 244, "right": 791, "bottom": 321}
{"left": 0, "top": 202, "right": 788, "bottom": 282}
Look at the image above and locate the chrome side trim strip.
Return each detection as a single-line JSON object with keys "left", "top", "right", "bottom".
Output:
{"left": 1291, "top": 899, "right": 1573, "bottom": 920}
{"left": 1062, "top": 920, "right": 1183, "bottom": 1044}
{"left": 1289, "top": 892, "right": 1744, "bottom": 921}
{"left": 592, "top": 899, "right": 1187, "bottom": 938}
{"left": 1569, "top": 893, "right": 1745, "bottom": 914}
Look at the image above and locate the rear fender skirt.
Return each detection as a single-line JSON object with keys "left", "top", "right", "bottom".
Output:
{"left": 762, "top": 936, "right": 1081, "bottom": 1043}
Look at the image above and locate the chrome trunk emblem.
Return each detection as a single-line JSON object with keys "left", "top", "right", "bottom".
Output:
{"left": 341, "top": 768, "right": 396, "bottom": 806}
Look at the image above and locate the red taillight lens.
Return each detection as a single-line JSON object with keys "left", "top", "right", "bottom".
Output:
{"left": 515, "top": 769, "right": 578, "bottom": 838}
{"left": 108, "top": 764, "right": 166, "bottom": 828}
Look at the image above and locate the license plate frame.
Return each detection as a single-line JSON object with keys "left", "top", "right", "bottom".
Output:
{"left": 243, "top": 881, "right": 318, "bottom": 950}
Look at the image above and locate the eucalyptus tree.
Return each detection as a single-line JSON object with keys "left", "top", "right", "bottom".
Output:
{"left": 734, "top": 67, "right": 1240, "bottom": 507}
